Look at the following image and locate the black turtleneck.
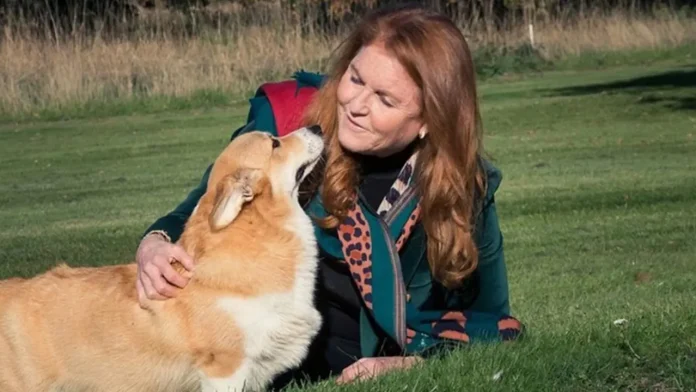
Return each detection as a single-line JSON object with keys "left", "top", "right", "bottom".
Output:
{"left": 276, "top": 145, "right": 413, "bottom": 386}
{"left": 356, "top": 143, "right": 415, "bottom": 212}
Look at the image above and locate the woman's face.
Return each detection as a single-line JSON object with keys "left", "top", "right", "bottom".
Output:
{"left": 336, "top": 43, "right": 426, "bottom": 158}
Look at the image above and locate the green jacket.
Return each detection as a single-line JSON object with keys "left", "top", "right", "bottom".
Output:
{"left": 145, "top": 71, "right": 521, "bottom": 357}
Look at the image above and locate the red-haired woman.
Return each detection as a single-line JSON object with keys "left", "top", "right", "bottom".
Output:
{"left": 135, "top": 3, "right": 523, "bottom": 387}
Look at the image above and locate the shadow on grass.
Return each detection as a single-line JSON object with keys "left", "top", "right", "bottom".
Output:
{"left": 544, "top": 66, "right": 696, "bottom": 111}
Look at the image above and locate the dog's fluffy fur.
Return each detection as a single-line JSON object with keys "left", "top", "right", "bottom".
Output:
{"left": 0, "top": 128, "right": 325, "bottom": 392}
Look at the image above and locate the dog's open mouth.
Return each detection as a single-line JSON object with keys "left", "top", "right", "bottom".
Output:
{"left": 295, "top": 163, "right": 308, "bottom": 183}
{"left": 295, "top": 155, "right": 321, "bottom": 184}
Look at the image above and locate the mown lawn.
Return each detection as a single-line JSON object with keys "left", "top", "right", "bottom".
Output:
{"left": 0, "top": 61, "right": 694, "bottom": 391}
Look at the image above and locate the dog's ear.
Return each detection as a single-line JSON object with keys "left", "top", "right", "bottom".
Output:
{"left": 209, "top": 168, "right": 262, "bottom": 230}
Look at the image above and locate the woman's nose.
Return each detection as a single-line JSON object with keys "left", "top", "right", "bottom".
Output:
{"left": 347, "top": 90, "right": 369, "bottom": 115}
{"left": 348, "top": 97, "right": 367, "bottom": 116}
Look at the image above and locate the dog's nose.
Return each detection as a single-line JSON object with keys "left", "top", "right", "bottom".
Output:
{"left": 307, "top": 125, "right": 322, "bottom": 136}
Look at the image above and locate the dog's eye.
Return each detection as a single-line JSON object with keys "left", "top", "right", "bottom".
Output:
{"left": 271, "top": 138, "right": 280, "bottom": 149}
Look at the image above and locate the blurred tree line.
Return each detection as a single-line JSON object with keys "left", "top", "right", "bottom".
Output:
{"left": 1, "top": 0, "right": 693, "bottom": 39}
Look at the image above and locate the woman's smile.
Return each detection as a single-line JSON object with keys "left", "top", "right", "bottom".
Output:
{"left": 344, "top": 113, "right": 368, "bottom": 133}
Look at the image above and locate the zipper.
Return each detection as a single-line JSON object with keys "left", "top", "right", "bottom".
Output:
{"left": 377, "top": 217, "right": 407, "bottom": 348}
{"left": 357, "top": 187, "right": 417, "bottom": 349}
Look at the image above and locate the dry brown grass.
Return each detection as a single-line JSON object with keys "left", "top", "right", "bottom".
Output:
{"left": 0, "top": 3, "right": 694, "bottom": 117}
{"left": 487, "top": 10, "right": 696, "bottom": 56}
{"left": 0, "top": 26, "right": 336, "bottom": 115}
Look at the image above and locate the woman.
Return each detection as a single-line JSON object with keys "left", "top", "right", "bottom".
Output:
{"left": 135, "top": 3, "right": 523, "bottom": 387}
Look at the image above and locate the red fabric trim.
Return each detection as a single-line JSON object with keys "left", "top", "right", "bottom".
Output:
{"left": 258, "top": 80, "right": 318, "bottom": 137}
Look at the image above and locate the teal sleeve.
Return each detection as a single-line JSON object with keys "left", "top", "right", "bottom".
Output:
{"left": 469, "top": 198, "right": 511, "bottom": 315}
{"left": 143, "top": 96, "right": 277, "bottom": 242}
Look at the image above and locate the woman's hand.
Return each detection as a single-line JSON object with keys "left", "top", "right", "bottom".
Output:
{"left": 336, "top": 356, "right": 423, "bottom": 384}
{"left": 135, "top": 232, "right": 195, "bottom": 306}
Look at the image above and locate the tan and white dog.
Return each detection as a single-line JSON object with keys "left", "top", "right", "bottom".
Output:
{"left": 0, "top": 127, "right": 325, "bottom": 392}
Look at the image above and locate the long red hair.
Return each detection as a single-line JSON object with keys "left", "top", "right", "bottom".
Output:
{"left": 303, "top": 4, "right": 487, "bottom": 289}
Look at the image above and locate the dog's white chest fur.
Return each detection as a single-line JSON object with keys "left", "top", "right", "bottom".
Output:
{"left": 201, "top": 208, "right": 321, "bottom": 392}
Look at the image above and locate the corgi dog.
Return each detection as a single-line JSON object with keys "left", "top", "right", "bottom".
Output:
{"left": 0, "top": 126, "right": 325, "bottom": 392}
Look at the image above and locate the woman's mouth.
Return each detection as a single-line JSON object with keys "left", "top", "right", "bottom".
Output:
{"left": 345, "top": 114, "right": 365, "bottom": 131}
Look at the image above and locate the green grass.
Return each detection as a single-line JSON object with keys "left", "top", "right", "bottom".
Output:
{"left": 1, "top": 60, "right": 695, "bottom": 391}
{"left": 550, "top": 42, "right": 696, "bottom": 72}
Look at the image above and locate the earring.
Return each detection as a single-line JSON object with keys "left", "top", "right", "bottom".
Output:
{"left": 418, "top": 130, "right": 427, "bottom": 139}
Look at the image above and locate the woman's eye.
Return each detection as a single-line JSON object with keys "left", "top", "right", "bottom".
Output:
{"left": 380, "top": 95, "right": 394, "bottom": 108}
{"left": 272, "top": 138, "right": 280, "bottom": 149}
{"left": 350, "top": 75, "right": 363, "bottom": 85}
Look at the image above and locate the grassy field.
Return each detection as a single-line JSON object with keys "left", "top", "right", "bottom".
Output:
{"left": 1, "top": 59, "right": 695, "bottom": 390}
